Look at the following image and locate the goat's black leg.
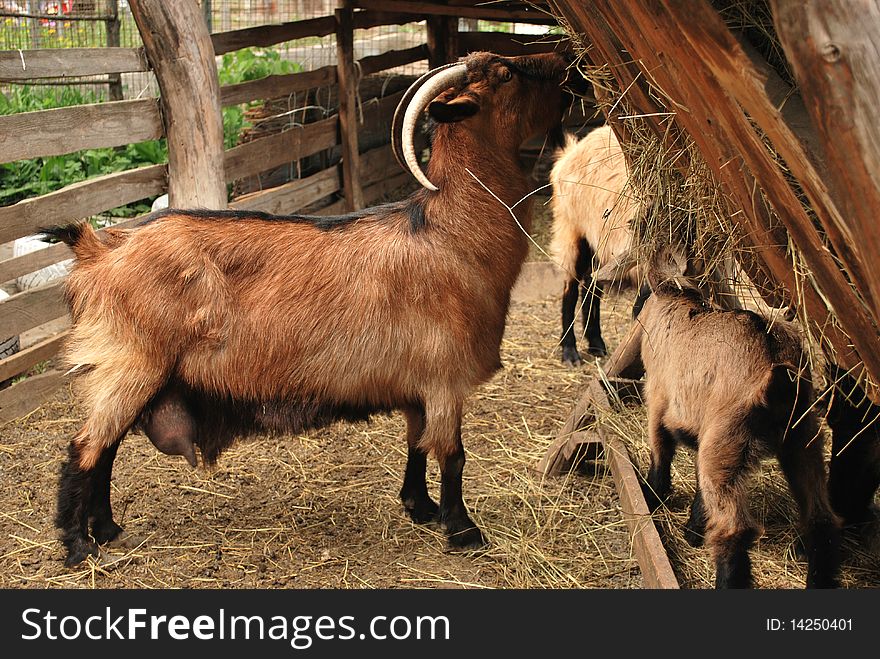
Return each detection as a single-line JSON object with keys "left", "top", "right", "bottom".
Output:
{"left": 88, "top": 438, "right": 124, "bottom": 544}
{"left": 582, "top": 279, "right": 606, "bottom": 357}
{"left": 400, "top": 405, "right": 438, "bottom": 524}
{"left": 778, "top": 423, "right": 841, "bottom": 589}
{"left": 428, "top": 407, "right": 485, "bottom": 550}
{"left": 683, "top": 475, "right": 707, "bottom": 547}
{"left": 713, "top": 529, "right": 758, "bottom": 589}
{"left": 56, "top": 441, "right": 101, "bottom": 566}
{"left": 560, "top": 277, "right": 582, "bottom": 366}
{"left": 644, "top": 411, "right": 676, "bottom": 511}
{"left": 631, "top": 282, "right": 652, "bottom": 319}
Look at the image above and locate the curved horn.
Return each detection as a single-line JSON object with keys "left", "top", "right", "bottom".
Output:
{"left": 391, "top": 61, "right": 461, "bottom": 173}
{"left": 392, "top": 62, "right": 468, "bottom": 192}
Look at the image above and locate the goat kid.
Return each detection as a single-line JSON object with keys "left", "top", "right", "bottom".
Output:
{"left": 636, "top": 249, "right": 840, "bottom": 588}
{"left": 49, "top": 51, "right": 578, "bottom": 567}
{"left": 549, "top": 126, "right": 647, "bottom": 364}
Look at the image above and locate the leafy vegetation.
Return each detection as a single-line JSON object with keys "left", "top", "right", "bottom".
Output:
{"left": 0, "top": 48, "right": 303, "bottom": 209}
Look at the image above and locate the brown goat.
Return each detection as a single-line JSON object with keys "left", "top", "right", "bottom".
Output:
{"left": 635, "top": 250, "right": 840, "bottom": 588}
{"left": 49, "top": 51, "right": 577, "bottom": 566}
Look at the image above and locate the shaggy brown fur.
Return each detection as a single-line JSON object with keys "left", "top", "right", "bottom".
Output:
{"left": 50, "top": 51, "right": 574, "bottom": 566}
{"left": 636, "top": 254, "right": 841, "bottom": 588}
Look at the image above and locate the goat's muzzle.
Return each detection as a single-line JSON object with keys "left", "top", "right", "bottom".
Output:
{"left": 391, "top": 62, "right": 468, "bottom": 192}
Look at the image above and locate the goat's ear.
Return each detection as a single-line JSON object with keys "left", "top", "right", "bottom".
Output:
{"left": 428, "top": 96, "right": 479, "bottom": 123}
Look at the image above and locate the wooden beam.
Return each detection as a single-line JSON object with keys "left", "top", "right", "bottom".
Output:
{"left": 0, "top": 47, "right": 149, "bottom": 80}
{"left": 0, "top": 280, "right": 67, "bottom": 339}
{"left": 663, "top": 0, "right": 876, "bottom": 332}
{"left": 336, "top": 6, "right": 365, "bottom": 211}
{"left": 358, "top": 44, "right": 429, "bottom": 76}
{"left": 223, "top": 116, "right": 338, "bottom": 182}
{"left": 0, "top": 98, "right": 162, "bottom": 164}
{"left": 0, "top": 163, "right": 165, "bottom": 246}
{"left": 230, "top": 167, "right": 341, "bottom": 214}
{"left": 427, "top": 14, "right": 458, "bottom": 68}
{"left": 457, "top": 31, "right": 568, "bottom": 57}
{"left": 0, "top": 369, "right": 68, "bottom": 425}
{"left": 772, "top": 0, "right": 880, "bottom": 335}
{"left": 211, "top": 16, "right": 336, "bottom": 55}
{"left": 130, "top": 0, "right": 227, "bottom": 209}
{"left": 220, "top": 65, "right": 337, "bottom": 107}
{"left": 0, "top": 331, "right": 68, "bottom": 383}
{"left": 354, "top": 0, "right": 557, "bottom": 24}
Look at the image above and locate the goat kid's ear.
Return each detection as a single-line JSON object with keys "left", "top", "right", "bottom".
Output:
{"left": 428, "top": 96, "right": 479, "bottom": 123}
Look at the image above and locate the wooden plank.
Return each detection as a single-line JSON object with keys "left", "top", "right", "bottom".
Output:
{"left": 220, "top": 65, "right": 337, "bottom": 107}
{"left": 224, "top": 116, "right": 338, "bottom": 182}
{"left": 211, "top": 16, "right": 336, "bottom": 55}
{"left": 0, "top": 47, "right": 149, "bottom": 80}
{"left": 772, "top": 0, "right": 880, "bottom": 333}
{"left": 230, "top": 167, "right": 341, "bottom": 214}
{"left": 594, "top": 0, "right": 880, "bottom": 392}
{"left": 0, "top": 369, "right": 68, "bottom": 425}
{"left": 0, "top": 281, "right": 67, "bottom": 339}
{"left": 457, "top": 31, "right": 568, "bottom": 57}
{"left": 0, "top": 164, "right": 166, "bottom": 246}
{"left": 0, "top": 98, "right": 163, "bottom": 164}
{"left": 336, "top": 6, "right": 365, "bottom": 211}
{"left": 354, "top": 0, "right": 556, "bottom": 23}
{"left": 358, "top": 44, "right": 429, "bottom": 76}
{"left": 427, "top": 15, "right": 457, "bottom": 68}
{"left": 664, "top": 0, "right": 875, "bottom": 336}
{"left": 603, "top": 429, "right": 679, "bottom": 589}
{"left": 0, "top": 214, "right": 150, "bottom": 287}
{"left": 131, "top": 0, "right": 226, "bottom": 209}
{"left": 0, "top": 331, "right": 68, "bottom": 383}
{"left": 317, "top": 170, "right": 411, "bottom": 216}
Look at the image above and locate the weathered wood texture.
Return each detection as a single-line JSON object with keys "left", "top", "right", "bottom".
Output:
{"left": 336, "top": 6, "right": 365, "bottom": 211}
{"left": 0, "top": 47, "right": 149, "bottom": 80}
{"left": 0, "top": 281, "right": 66, "bottom": 339}
{"left": 359, "top": 44, "right": 428, "bottom": 76}
{"left": 0, "top": 331, "right": 68, "bottom": 384}
{"left": 772, "top": 0, "right": 880, "bottom": 332}
{"left": 427, "top": 15, "right": 458, "bottom": 67}
{"left": 0, "top": 99, "right": 162, "bottom": 164}
{"left": 210, "top": 10, "right": 420, "bottom": 55}
{"left": 354, "top": 0, "right": 556, "bottom": 23}
{"left": 230, "top": 167, "right": 341, "bottom": 214}
{"left": 130, "top": 0, "right": 227, "bottom": 209}
{"left": 0, "top": 164, "right": 165, "bottom": 247}
{"left": 551, "top": 0, "right": 877, "bottom": 388}
{"left": 221, "top": 65, "right": 338, "bottom": 107}
{"left": 224, "top": 116, "right": 338, "bottom": 182}
{"left": 457, "top": 31, "right": 569, "bottom": 57}
{"left": 0, "top": 369, "right": 68, "bottom": 424}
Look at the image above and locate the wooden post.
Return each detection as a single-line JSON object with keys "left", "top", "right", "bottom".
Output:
{"left": 772, "top": 1, "right": 880, "bottom": 330}
{"left": 427, "top": 15, "right": 458, "bottom": 66}
{"left": 105, "top": 0, "right": 123, "bottom": 101}
{"left": 129, "top": 0, "right": 227, "bottom": 209}
{"left": 335, "top": 4, "right": 365, "bottom": 211}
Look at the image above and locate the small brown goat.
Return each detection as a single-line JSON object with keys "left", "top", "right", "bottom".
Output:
{"left": 49, "top": 51, "right": 578, "bottom": 566}
{"left": 549, "top": 125, "right": 647, "bottom": 364}
{"left": 636, "top": 249, "right": 840, "bottom": 588}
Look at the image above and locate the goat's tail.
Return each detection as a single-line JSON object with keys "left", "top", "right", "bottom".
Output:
{"left": 40, "top": 223, "right": 107, "bottom": 264}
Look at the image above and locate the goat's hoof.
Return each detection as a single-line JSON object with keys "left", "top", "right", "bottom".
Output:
{"left": 446, "top": 526, "right": 487, "bottom": 551}
{"left": 92, "top": 518, "right": 124, "bottom": 545}
{"left": 106, "top": 530, "right": 145, "bottom": 550}
{"left": 63, "top": 538, "right": 99, "bottom": 567}
{"left": 403, "top": 496, "right": 439, "bottom": 524}
{"left": 683, "top": 522, "right": 705, "bottom": 548}
{"left": 561, "top": 346, "right": 583, "bottom": 367}
{"left": 586, "top": 340, "right": 607, "bottom": 358}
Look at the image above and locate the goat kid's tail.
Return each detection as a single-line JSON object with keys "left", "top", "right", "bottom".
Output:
{"left": 40, "top": 223, "right": 107, "bottom": 264}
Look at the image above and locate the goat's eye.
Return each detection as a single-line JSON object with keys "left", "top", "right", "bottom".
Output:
{"left": 499, "top": 67, "right": 513, "bottom": 83}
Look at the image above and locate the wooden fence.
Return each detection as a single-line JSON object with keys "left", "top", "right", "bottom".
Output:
{"left": 0, "top": 0, "right": 570, "bottom": 423}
